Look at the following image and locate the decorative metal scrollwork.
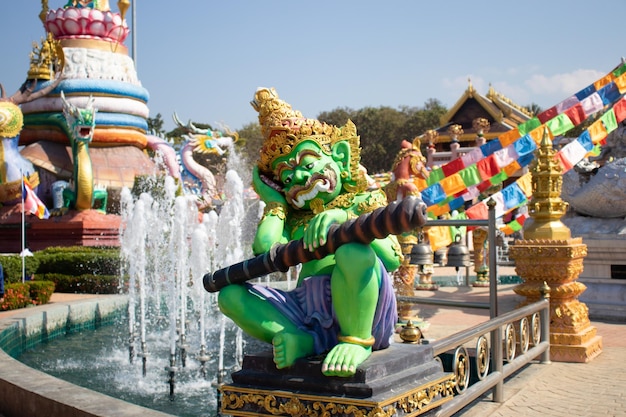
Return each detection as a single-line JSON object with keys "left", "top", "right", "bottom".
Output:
{"left": 475, "top": 335, "right": 490, "bottom": 380}
{"left": 453, "top": 346, "right": 470, "bottom": 394}
{"left": 531, "top": 312, "right": 541, "bottom": 346}
{"left": 519, "top": 317, "right": 530, "bottom": 354}
{"left": 504, "top": 323, "right": 516, "bottom": 362}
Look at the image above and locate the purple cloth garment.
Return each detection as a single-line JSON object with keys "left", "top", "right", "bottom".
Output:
{"left": 246, "top": 260, "right": 398, "bottom": 355}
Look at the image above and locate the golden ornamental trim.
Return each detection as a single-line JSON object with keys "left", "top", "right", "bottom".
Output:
{"left": 220, "top": 374, "right": 455, "bottom": 417}
{"left": 0, "top": 102, "right": 24, "bottom": 138}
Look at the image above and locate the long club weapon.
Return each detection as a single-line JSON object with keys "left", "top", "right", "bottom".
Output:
{"left": 203, "top": 196, "right": 428, "bottom": 293}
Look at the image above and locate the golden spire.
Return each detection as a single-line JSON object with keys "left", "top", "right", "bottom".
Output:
{"left": 28, "top": 33, "right": 62, "bottom": 80}
{"left": 39, "top": 0, "right": 49, "bottom": 26}
{"left": 523, "top": 127, "right": 571, "bottom": 240}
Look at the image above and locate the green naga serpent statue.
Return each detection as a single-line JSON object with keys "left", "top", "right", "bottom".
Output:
{"left": 58, "top": 91, "right": 107, "bottom": 213}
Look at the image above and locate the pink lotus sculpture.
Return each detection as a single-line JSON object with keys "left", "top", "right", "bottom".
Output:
{"left": 45, "top": 7, "right": 129, "bottom": 43}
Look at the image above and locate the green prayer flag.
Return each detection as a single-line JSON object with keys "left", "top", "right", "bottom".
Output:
{"left": 490, "top": 170, "right": 508, "bottom": 186}
{"left": 613, "top": 62, "right": 626, "bottom": 77}
{"left": 458, "top": 165, "right": 481, "bottom": 187}
{"left": 600, "top": 109, "right": 618, "bottom": 133}
{"left": 509, "top": 220, "right": 522, "bottom": 232}
{"left": 518, "top": 117, "right": 541, "bottom": 136}
{"left": 427, "top": 167, "right": 444, "bottom": 185}
{"left": 546, "top": 113, "right": 575, "bottom": 136}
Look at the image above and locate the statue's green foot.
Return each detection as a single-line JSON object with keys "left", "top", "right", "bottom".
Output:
{"left": 322, "top": 336, "right": 374, "bottom": 377}
{"left": 272, "top": 331, "right": 315, "bottom": 370}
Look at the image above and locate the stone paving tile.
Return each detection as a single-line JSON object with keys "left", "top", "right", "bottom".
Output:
{"left": 407, "top": 275, "right": 626, "bottom": 417}
{"left": 457, "top": 346, "right": 626, "bottom": 417}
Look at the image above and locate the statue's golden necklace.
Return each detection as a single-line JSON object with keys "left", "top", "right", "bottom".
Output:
{"left": 286, "top": 189, "right": 387, "bottom": 235}
{"left": 287, "top": 192, "right": 356, "bottom": 234}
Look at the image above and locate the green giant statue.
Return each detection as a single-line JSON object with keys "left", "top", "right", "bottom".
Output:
{"left": 217, "top": 88, "right": 404, "bottom": 377}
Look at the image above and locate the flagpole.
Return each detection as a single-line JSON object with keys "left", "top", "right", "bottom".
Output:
{"left": 132, "top": 0, "right": 137, "bottom": 69}
{"left": 21, "top": 171, "right": 25, "bottom": 283}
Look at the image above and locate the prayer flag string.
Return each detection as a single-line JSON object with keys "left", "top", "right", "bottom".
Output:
{"left": 417, "top": 61, "right": 626, "bottom": 236}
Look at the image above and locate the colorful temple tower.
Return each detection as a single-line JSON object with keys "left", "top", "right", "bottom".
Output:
{"left": 19, "top": 1, "right": 157, "bottom": 211}
{"left": 0, "top": 1, "right": 165, "bottom": 251}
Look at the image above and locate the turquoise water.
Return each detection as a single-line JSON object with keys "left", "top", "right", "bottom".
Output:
{"left": 18, "top": 316, "right": 268, "bottom": 417}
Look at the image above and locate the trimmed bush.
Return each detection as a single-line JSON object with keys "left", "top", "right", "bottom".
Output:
{"left": 0, "top": 283, "right": 31, "bottom": 311}
{"left": 0, "top": 280, "right": 56, "bottom": 311}
{"left": 36, "top": 246, "right": 121, "bottom": 276}
{"left": 0, "top": 255, "right": 40, "bottom": 284}
{"left": 27, "top": 280, "right": 56, "bottom": 305}
{"left": 43, "top": 273, "right": 120, "bottom": 294}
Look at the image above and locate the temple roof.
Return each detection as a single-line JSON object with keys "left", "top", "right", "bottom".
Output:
{"left": 435, "top": 80, "right": 533, "bottom": 143}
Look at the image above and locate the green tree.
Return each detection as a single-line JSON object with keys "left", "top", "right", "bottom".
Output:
{"left": 318, "top": 100, "right": 447, "bottom": 174}
{"left": 234, "top": 122, "right": 263, "bottom": 169}
{"left": 524, "top": 103, "right": 543, "bottom": 117}
{"left": 351, "top": 106, "right": 407, "bottom": 173}
{"left": 147, "top": 113, "right": 166, "bottom": 136}
{"left": 401, "top": 99, "right": 447, "bottom": 138}
{"left": 317, "top": 107, "right": 355, "bottom": 127}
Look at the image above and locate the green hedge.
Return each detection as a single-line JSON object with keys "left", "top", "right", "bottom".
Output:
{"left": 36, "top": 246, "right": 121, "bottom": 276}
{"left": 42, "top": 273, "right": 120, "bottom": 294}
{"left": 1, "top": 247, "right": 121, "bottom": 295}
{"left": 0, "top": 255, "right": 40, "bottom": 284}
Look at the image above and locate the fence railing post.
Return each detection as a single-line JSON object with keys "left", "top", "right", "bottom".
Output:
{"left": 487, "top": 199, "right": 497, "bottom": 319}
{"left": 491, "top": 323, "right": 503, "bottom": 402}
{"left": 540, "top": 281, "right": 551, "bottom": 364}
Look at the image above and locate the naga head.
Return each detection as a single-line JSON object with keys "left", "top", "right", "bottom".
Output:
{"left": 172, "top": 111, "right": 238, "bottom": 155}
{"left": 61, "top": 91, "right": 96, "bottom": 144}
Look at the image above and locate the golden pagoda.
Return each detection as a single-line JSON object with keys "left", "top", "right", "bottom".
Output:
{"left": 509, "top": 128, "right": 602, "bottom": 363}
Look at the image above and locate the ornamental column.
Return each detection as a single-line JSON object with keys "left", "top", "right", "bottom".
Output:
{"left": 509, "top": 128, "right": 602, "bottom": 362}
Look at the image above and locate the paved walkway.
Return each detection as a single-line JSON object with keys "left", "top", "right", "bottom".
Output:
{"left": 1, "top": 267, "right": 625, "bottom": 417}
{"left": 407, "top": 266, "right": 626, "bottom": 417}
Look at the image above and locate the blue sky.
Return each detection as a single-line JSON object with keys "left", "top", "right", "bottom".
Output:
{"left": 2, "top": 1, "right": 624, "bottom": 132}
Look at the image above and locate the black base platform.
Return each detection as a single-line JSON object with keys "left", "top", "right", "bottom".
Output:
{"left": 220, "top": 342, "right": 456, "bottom": 416}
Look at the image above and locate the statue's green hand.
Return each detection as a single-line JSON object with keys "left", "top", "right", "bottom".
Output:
{"left": 252, "top": 166, "right": 287, "bottom": 205}
{"left": 303, "top": 209, "right": 348, "bottom": 252}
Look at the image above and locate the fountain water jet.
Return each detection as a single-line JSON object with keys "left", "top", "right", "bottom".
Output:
{"left": 118, "top": 171, "right": 251, "bottom": 404}
{"left": 14, "top": 144, "right": 288, "bottom": 415}
{"left": 18, "top": 169, "right": 262, "bottom": 415}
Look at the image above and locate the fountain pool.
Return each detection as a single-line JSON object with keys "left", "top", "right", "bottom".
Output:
{"left": 18, "top": 312, "right": 267, "bottom": 417}
{"left": 6, "top": 165, "right": 290, "bottom": 416}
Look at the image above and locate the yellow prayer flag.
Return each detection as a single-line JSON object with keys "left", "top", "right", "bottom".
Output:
{"left": 588, "top": 119, "right": 608, "bottom": 144}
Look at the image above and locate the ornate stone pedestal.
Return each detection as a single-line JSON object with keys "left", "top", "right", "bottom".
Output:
{"left": 510, "top": 238, "right": 603, "bottom": 363}
{"left": 394, "top": 236, "right": 421, "bottom": 320}
{"left": 472, "top": 229, "right": 490, "bottom": 287}
{"left": 472, "top": 265, "right": 490, "bottom": 287}
{"left": 415, "top": 264, "right": 439, "bottom": 291}
{"left": 394, "top": 263, "right": 421, "bottom": 320}
{"left": 220, "top": 343, "right": 455, "bottom": 417}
